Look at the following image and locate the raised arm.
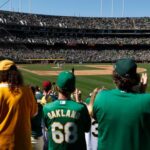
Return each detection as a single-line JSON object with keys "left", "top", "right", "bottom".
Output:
{"left": 140, "top": 73, "right": 148, "bottom": 93}
{"left": 87, "top": 88, "right": 101, "bottom": 116}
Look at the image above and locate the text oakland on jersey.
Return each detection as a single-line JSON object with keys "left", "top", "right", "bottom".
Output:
{"left": 47, "top": 109, "right": 80, "bottom": 119}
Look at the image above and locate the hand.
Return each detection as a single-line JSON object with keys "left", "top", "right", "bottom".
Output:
{"left": 88, "top": 87, "right": 105, "bottom": 116}
{"left": 140, "top": 73, "right": 148, "bottom": 93}
{"left": 74, "top": 88, "right": 82, "bottom": 103}
{"left": 140, "top": 73, "right": 148, "bottom": 85}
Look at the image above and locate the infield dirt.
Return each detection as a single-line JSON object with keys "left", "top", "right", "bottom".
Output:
{"left": 19, "top": 65, "right": 147, "bottom": 76}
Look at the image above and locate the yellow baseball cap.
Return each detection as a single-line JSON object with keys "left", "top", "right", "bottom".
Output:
{"left": 0, "top": 59, "right": 15, "bottom": 71}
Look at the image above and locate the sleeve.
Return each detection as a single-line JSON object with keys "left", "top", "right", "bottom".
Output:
{"left": 42, "top": 105, "right": 49, "bottom": 129}
{"left": 142, "top": 94, "right": 150, "bottom": 130}
{"left": 93, "top": 92, "right": 101, "bottom": 121}
{"left": 81, "top": 104, "right": 91, "bottom": 132}
{"left": 28, "top": 87, "right": 38, "bottom": 117}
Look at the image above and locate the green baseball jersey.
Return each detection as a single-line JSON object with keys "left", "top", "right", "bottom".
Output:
{"left": 43, "top": 99, "right": 91, "bottom": 150}
{"left": 31, "top": 103, "right": 43, "bottom": 137}
{"left": 93, "top": 89, "right": 150, "bottom": 150}
{"left": 85, "top": 97, "right": 90, "bottom": 105}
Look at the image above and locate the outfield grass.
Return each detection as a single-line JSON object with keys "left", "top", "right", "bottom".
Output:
{"left": 19, "top": 63, "right": 150, "bottom": 99}
{"left": 21, "top": 63, "right": 101, "bottom": 71}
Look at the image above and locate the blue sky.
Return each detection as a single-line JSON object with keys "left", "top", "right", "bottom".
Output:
{"left": 0, "top": 0, "right": 150, "bottom": 17}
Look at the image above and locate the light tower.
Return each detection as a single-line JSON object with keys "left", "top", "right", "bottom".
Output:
{"left": 19, "top": 0, "right": 22, "bottom": 12}
{"left": 111, "top": 0, "right": 114, "bottom": 17}
{"left": 122, "top": 0, "right": 125, "bottom": 17}
{"left": 100, "top": 0, "right": 103, "bottom": 17}
{"left": 29, "top": 0, "right": 32, "bottom": 13}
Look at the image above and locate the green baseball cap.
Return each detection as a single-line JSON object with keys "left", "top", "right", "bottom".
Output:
{"left": 114, "top": 58, "right": 137, "bottom": 77}
{"left": 56, "top": 71, "right": 75, "bottom": 93}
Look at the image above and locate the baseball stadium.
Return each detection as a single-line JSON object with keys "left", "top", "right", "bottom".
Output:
{"left": 0, "top": 0, "right": 150, "bottom": 150}
{"left": 0, "top": 8, "right": 150, "bottom": 98}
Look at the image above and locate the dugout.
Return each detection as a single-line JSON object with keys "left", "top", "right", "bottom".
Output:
{"left": 23, "top": 58, "right": 65, "bottom": 64}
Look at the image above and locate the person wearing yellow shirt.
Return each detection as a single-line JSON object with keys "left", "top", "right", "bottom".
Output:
{"left": 40, "top": 81, "right": 52, "bottom": 106}
{"left": 0, "top": 59, "right": 38, "bottom": 150}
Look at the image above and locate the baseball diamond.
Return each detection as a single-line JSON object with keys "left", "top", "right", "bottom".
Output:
{"left": 18, "top": 63, "right": 149, "bottom": 100}
{"left": 19, "top": 64, "right": 146, "bottom": 76}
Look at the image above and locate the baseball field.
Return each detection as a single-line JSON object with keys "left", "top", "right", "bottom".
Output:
{"left": 19, "top": 63, "right": 150, "bottom": 99}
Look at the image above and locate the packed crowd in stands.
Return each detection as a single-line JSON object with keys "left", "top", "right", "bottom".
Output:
{"left": 0, "top": 47, "right": 149, "bottom": 63}
{"left": 0, "top": 36, "right": 150, "bottom": 45}
{"left": 0, "top": 10, "right": 150, "bottom": 29}
{"left": 0, "top": 10, "right": 149, "bottom": 64}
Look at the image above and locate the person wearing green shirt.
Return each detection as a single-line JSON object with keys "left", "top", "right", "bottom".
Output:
{"left": 93, "top": 58, "right": 150, "bottom": 150}
{"left": 43, "top": 71, "right": 91, "bottom": 150}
